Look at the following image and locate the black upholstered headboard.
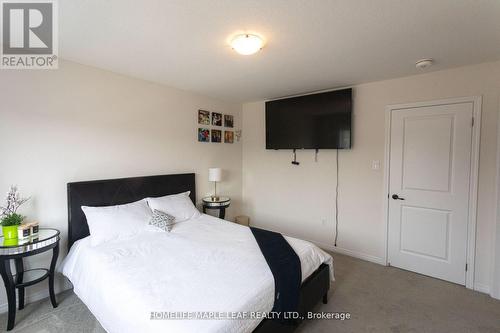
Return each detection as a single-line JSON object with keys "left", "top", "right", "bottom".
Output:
{"left": 67, "top": 173, "right": 196, "bottom": 251}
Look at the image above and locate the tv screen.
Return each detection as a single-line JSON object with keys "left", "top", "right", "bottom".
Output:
{"left": 265, "top": 88, "right": 352, "bottom": 149}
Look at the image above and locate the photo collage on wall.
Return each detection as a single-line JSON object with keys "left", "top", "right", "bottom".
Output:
{"left": 198, "top": 110, "right": 234, "bottom": 143}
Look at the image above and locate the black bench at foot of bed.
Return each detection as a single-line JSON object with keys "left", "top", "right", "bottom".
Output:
{"left": 254, "top": 263, "right": 330, "bottom": 333}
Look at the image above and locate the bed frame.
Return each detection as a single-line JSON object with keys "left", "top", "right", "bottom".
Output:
{"left": 67, "top": 173, "right": 330, "bottom": 333}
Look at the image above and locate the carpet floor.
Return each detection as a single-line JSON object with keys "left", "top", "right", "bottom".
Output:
{"left": 1, "top": 253, "right": 499, "bottom": 333}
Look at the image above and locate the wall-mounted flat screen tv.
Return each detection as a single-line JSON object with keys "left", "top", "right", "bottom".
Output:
{"left": 265, "top": 88, "right": 352, "bottom": 149}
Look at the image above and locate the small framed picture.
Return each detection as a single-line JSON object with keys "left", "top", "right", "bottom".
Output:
{"left": 198, "top": 110, "right": 210, "bottom": 125}
{"left": 212, "top": 112, "right": 222, "bottom": 126}
{"left": 198, "top": 128, "right": 210, "bottom": 142}
{"left": 224, "top": 115, "right": 234, "bottom": 128}
{"left": 224, "top": 131, "right": 234, "bottom": 143}
{"left": 211, "top": 129, "right": 222, "bottom": 143}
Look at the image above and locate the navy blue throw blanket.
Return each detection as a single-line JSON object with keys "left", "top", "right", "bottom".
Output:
{"left": 250, "top": 227, "right": 302, "bottom": 314}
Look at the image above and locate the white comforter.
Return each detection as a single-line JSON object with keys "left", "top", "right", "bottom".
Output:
{"left": 60, "top": 214, "right": 334, "bottom": 333}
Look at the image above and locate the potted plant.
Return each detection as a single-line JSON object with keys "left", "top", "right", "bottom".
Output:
{"left": 0, "top": 186, "right": 29, "bottom": 240}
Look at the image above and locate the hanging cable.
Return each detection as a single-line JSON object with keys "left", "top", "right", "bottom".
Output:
{"left": 291, "top": 149, "right": 300, "bottom": 165}
{"left": 334, "top": 149, "right": 339, "bottom": 247}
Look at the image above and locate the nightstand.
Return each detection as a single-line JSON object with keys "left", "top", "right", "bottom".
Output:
{"left": 202, "top": 196, "right": 230, "bottom": 219}
{"left": 0, "top": 228, "right": 60, "bottom": 331}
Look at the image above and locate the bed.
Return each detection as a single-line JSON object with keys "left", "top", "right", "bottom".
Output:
{"left": 62, "top": 173, "right": 333, "bottom": 333}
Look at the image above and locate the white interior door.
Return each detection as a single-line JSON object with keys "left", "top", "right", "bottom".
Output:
{"left": 387, "top": 101, "right": 473, "bottom": 285}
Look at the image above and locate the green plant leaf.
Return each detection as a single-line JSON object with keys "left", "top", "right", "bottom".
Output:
{"left": 1, "top": 213, "right": 24, "bottom": 226}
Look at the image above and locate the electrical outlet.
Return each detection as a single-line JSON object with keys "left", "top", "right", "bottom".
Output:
{"left": 371, "top": 160, "right": 381, "bottom": 170}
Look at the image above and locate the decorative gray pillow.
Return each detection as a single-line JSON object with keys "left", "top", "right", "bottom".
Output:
{"left": 149, "top": 209, "right": 175, "bottom": 232}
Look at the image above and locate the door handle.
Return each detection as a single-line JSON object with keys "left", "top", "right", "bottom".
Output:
{"left": 392, "top": 194, "right": 405, "bottom": 200}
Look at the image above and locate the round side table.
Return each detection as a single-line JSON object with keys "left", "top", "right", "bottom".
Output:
{"left": 0, "top": 228, "right": 60, "bottom": 331}
{"left": 202, "top": 196, "right": 231, "bottom": 219}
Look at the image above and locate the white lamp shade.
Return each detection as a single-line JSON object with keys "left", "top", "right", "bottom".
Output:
{"left": 208, "top": 168, "right": 222, "bottom": 182}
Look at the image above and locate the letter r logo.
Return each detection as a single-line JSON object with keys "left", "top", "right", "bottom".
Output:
{"left": 2, "top": 2, "right": 53, "bottom": 54}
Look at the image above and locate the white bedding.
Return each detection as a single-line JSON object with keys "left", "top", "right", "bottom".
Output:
{"left": 60, "top": 214, "right": 334, "bottom": 333}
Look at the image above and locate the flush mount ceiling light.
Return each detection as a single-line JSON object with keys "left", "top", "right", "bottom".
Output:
{"left": 415, "top": 58, "right": 434, "bottom": 70}
{"left": 230, "top": 34, "right": 264, "bottom": 55}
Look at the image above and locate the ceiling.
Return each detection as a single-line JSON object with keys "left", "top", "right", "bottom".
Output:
{"left": 60, "top": 0, "right": 500, "bottom": 103}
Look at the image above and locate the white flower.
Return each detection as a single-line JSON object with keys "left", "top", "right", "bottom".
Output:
{"left": 0, "top": 185, "right": 30, "bottom": 218}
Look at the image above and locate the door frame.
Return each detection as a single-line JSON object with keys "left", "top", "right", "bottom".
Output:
{"left": 382, "top": 96, "right": 482, "bottom": 290}
{"left": 492, "top": 94, "right": 500, "bottom": 299}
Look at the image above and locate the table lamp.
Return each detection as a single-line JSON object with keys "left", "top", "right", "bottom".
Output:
{"left": 208, "top": 168, "right": 222, "bottom": 201}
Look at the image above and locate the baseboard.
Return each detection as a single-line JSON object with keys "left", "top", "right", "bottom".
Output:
{"left": 320, "top": 243, "right": 494, "bottom": 297}
{"left": 249, "top": 223, "right": 387, "bottom": 267}
{"left": 0, "top": 279, "right": 73, "bottom": 314}
{"left": 474, "top": 282, "right": 491, "bottom": 295}
{"left": 317, "top": 240, "right": 494, "bottom": 297}
{"left": 311, "top": 240, "right": 386, "bottom": 266}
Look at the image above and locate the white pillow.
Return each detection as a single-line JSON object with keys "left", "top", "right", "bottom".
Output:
{"left": 146, "top": 191, "right": 201, "bottom": 223}
{"left": 82, "top": 199, "right": 153, "bottom": 246}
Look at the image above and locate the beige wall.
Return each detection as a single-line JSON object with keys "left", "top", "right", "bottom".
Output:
{"left": 0, "top": 60, "right": 242, "bottom": 310}
{"left": 242, "top": 60, "right": 500, "bottom": 294}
